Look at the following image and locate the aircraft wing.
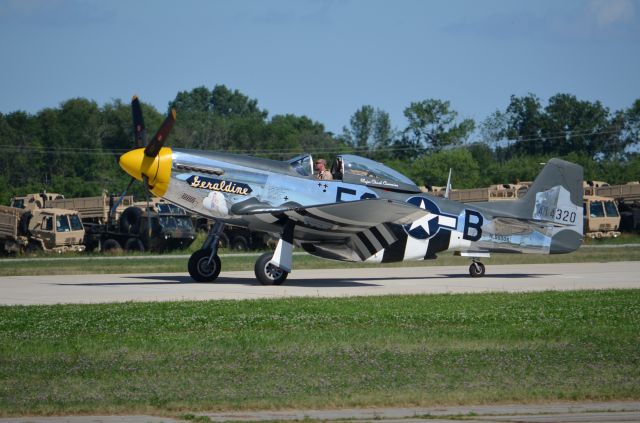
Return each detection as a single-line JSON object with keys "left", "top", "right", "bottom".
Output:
{"left": 234, "top": 198, "right": 427, "bottom": 227}
{"left": 234, "top": 198, "right": 428, "bottom": 260}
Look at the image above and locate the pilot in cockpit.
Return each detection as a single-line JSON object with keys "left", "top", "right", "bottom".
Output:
{"left": 314, "top": 158, "right": 333, "bottom": 180}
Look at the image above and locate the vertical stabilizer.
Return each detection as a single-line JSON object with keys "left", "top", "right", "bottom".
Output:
{"left": 479, "top": 159, "right": 584, "bottom": 253}
{"left": 518, "top": 159, "right": 583, "bottom": 253}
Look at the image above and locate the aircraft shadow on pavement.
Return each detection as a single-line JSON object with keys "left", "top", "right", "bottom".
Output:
{"left": 52, "top": 272, "right": 553, "bottom": 288}
{"left": 112, "top": 275, "right": 380, "bottom": 287}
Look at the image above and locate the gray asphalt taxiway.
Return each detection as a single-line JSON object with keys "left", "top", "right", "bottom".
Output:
{"left": 0, "top": 261, "right": 638, "bottom": 305}
{"left": 2, "top": 401, "right": 640, "bottom": 422}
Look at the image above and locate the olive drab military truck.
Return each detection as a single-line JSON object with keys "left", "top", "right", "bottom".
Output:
{"left": 50, "top": 194, "right": 196, "bottom": 253}
{"left": 46, "top": 194, "right": 196, "bottom": 253}
{"left": 0, "top": 205, "right": 86, "bottom": 254}
{"left": 129, "top": 198, "right": 197, "bottom": 251}
{"left": 193, "top": 217, "right": 274, "bottom": 251}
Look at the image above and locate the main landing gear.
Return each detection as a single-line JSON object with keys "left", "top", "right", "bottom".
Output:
{"left": 254, "top": 220, "right": 294, "bottom": 285}
{"left": 254, "top": 252, "right": 288, "bottom": 285}
{"left": 187, "top": 220, "right": 293, "bottom": 285}
{"left": 469, "top": 260, "right": 486, "bottom": 278}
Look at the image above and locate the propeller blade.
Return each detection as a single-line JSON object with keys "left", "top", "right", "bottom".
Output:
{"left": 109, "top": 177, "right": 136, "bottom": 219}
{"left": 131, "top": 96, "right": 147, "bottom": 148}
{"left": 144, "top": 108, "right": 176, "bottom": 158}
{"left": 143, "top": 175, "right": 152, "bottom": 238}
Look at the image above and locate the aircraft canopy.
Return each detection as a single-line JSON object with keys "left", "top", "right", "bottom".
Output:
{"left": 336, "top": 154, "right": 421, "bottom": 193}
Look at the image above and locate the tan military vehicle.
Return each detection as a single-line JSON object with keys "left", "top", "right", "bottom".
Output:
{"left": 426, "top": 183, "right": 530, "bottom": 202}
{"left": 10, "top": 193, "right": 65, "bottom": 211}
{"left": 583, "top": 195, "right": 621, "bottom": 238}
{"left": 47, "top": 192, "right": 135, "bottom": 224}
{"left": 583, "top": 181, "right": 610, "bottom": 196}
{"left": 0, "top": 205, "right": 85, "bottom": 254}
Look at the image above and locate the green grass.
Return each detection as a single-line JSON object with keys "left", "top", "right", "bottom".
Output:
{"left": 0, "top": 245, "right": 639, "bottom": 276}
{"left": 582, "top": 232, "right": 640, "bottom": 245}
{"left": 1, "top": 290, "right": 639, "bottom": 416}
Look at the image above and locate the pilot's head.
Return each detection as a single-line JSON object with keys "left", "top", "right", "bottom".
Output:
{"left": 314, "top": 159, "right": 327, "bottom": 172}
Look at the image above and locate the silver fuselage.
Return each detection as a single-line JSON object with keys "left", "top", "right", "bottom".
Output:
{"left": 158, "top": 149, "right": 583, "bottom": 263}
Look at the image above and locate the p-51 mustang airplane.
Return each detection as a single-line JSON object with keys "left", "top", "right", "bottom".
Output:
{"left": 119, "top": 97, "right": 583, "bottom": 285}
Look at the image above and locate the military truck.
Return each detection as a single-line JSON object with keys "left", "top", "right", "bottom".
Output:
{"left": 10, "top": 193, "right": 65, "bottom": 210}
{"left": 81, "top": 197, "right": 197, "bottom": 253}
{"left": 584, "top": 181, "right": 640, "bottom": 233}
{"left": 47, "top": 192, "right": 135, "bottom": 224}
{"left": 13, "top": 192, "right": 196, "bottom": 253}
{"left": 0, "top": 205, "right": 85, "bottom": 254}
{"left": 583, "top": 195, "right": 621, "bottom": 238}
{"left": 424, "top": 183, "right": 530, "bottom": 202}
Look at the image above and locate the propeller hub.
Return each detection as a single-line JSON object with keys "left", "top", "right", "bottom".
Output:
{"left": 119, "top": 147, "right": 173, "bottom": 196}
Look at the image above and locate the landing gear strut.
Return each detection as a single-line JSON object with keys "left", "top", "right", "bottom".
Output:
{"left": 469, "top": 260, "right": 486, "bottom": 278}
{"left": 254, "top": 220, "right": 294, "bottom": 285}
{"left": 188, "top": 221, "right": 224, "bottom": 282}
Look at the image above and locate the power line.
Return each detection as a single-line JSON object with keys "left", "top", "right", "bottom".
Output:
{"left": 0, "top": 128, "right": 634, "bottom": 157}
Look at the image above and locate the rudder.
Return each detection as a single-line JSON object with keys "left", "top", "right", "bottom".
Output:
{"left": 519, "top": 159, "right": 584, "bottom": 253}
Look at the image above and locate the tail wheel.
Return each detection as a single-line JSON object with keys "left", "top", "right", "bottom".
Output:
{"left": 188, "top": 249, "right": 221, "bottom": 282}
{"left": 469, "top": 261, "right": 485, "bottom": 278}
{"left": 254, "top": 252, "right": 288, "bottom": 285}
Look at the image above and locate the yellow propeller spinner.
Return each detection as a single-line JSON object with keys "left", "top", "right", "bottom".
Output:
{"left": 119, "top": 146, "right": 172, "bottom": 197}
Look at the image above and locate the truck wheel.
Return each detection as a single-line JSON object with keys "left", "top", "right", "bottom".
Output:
{"left": 231, "top": 235, "right": 248, "bottom": 251}
{"left": 120, "top": 207, "right": 143, "bottom": 234}
{"left": 25, "top": 242, "right": 43, "bottom": 256}
{"left": 102, "top": 238, "right": 122, "bottom": 254}
{"left": 124, "top": 238, "right": 145, "bottom": 253}
{"left": 188, "top": 249, "right": 221, "bottom": 282}
{"left": 254, "top": 252, "right": 288, "bottom": 285}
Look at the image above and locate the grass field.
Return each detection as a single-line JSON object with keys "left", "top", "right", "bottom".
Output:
{"left": 1, "top": 290, "right": 639, "bottom": 417}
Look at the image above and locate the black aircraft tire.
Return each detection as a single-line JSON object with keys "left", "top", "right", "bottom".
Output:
{"left": 254, "top": 252, "right": 288, "bottom": 286}
{"left": 188, "top": 249, "right": 221, "bottom": 283}
{"left": 102, "top": 238, "right": 122, "bottom": 254}
{"left": 469, "top": 262, "right": 486, "bottom": 278}
{"left": 124, "top": 237, "right": 145, "bottom": 253}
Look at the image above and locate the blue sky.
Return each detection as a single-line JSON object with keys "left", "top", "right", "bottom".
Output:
{"left": 1, "top": 0, "right": 639, "bottom": 136}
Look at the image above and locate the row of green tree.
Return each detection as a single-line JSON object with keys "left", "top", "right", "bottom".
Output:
{"left": 0, "top": 85, "right": 638, "bottom": 204}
